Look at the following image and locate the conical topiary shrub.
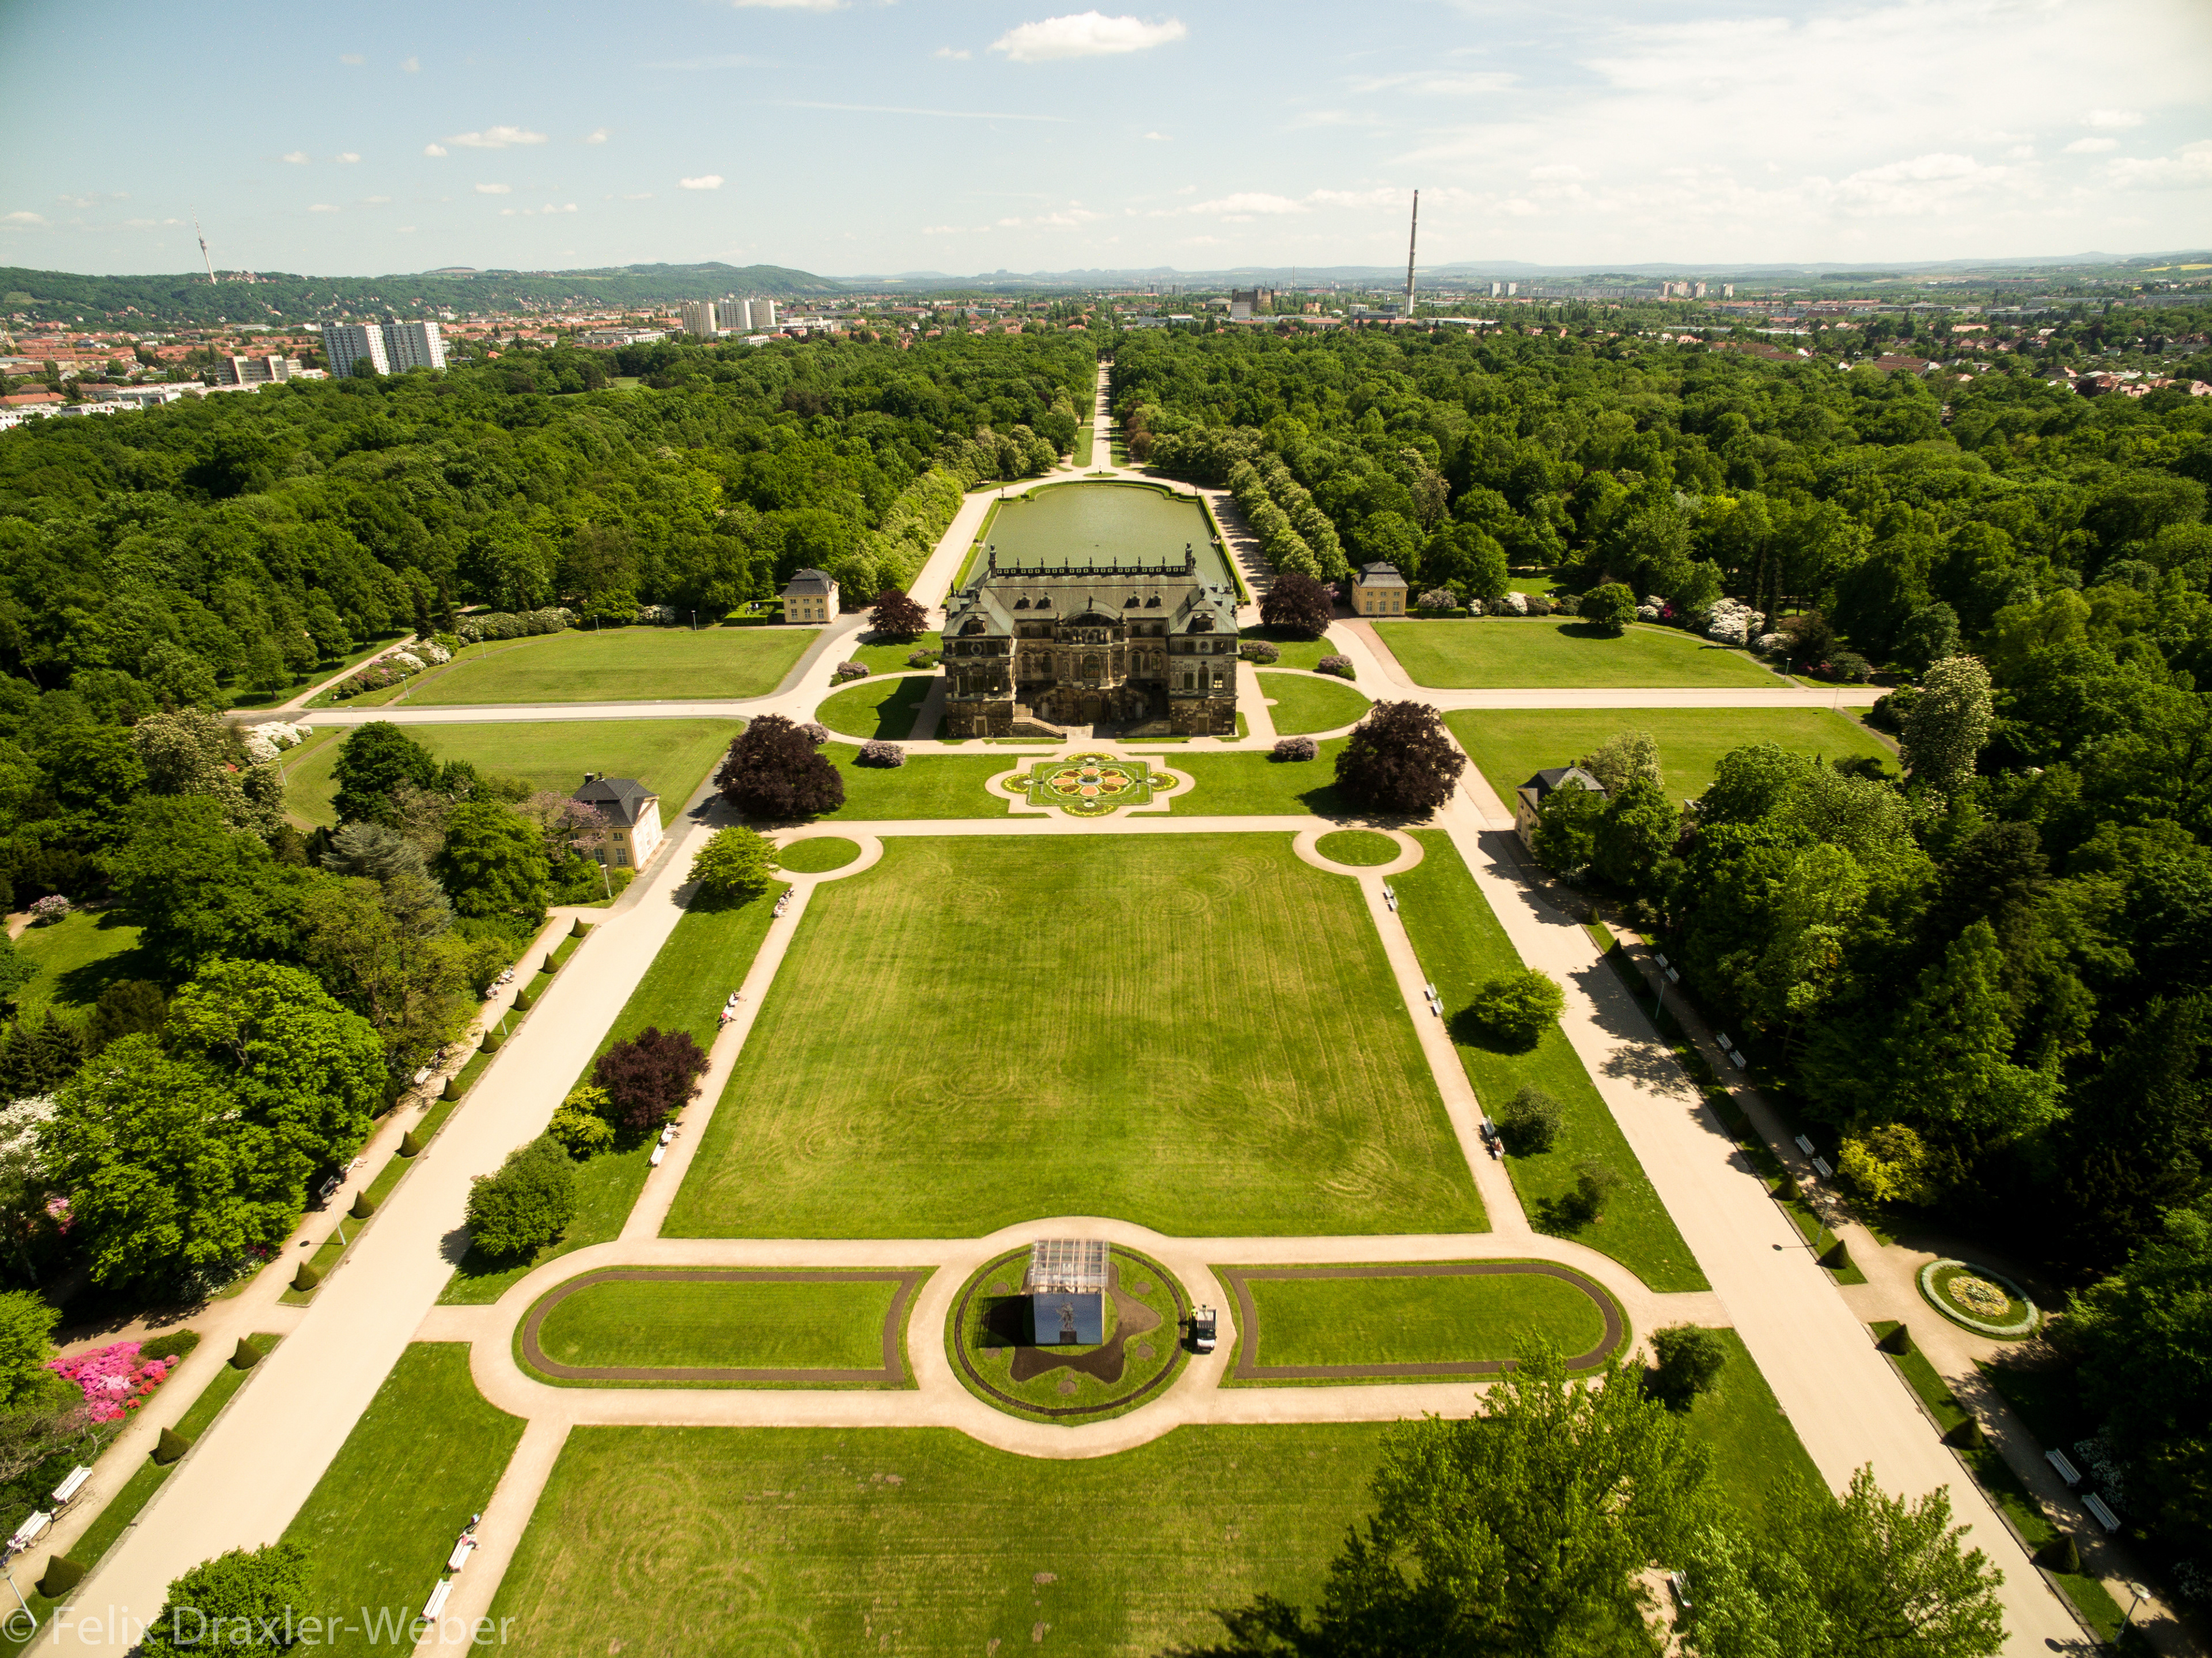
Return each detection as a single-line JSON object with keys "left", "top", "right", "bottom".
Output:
{"left": 482, "top": 1029, "right": 503, "bottom": 1053}
{"left": 1819, "top": 1239, "right": 1853, "bottom": 1272}
{"left": 230, "top": 1337, "right": 264, "bottom": 1369}
{"left": 440, "top": 1076, "right": 458, "bottom": 1101}
{"left": 513, "top": 988, "right": 533, "bottom": 1012}
{"left": 2041, "top": 1532, "right": 2081, "bottom": 1573}
{"left": 291, "top": 1260, "right": 321, "bottom": 1293}
{"left": 37, "top": 1555, "right": 86, "bottom": 1598}
{"left": 350, "top": 1190, "right": 377, "bottom": 1220}
{"left": 1878, "top": 1323, "right": 1913, "bottom": 1356}
{"left": 399, "top": 1129, "right": 425, "bottom": 1158}
{"left": 152, "top": 1426, "right": 191, "bottom": 1466}
{"left": 542, "top": 952, "right": 556, "bottom": 973}
{"left": 1944, "top": 1415, "right": 1983, "bottom": 1449}
{"left": 569, "top": 917, "right": 586, "bottom": 937}
{"left": 1774, "top": 1172, "right": 1800, "bottom": 1201}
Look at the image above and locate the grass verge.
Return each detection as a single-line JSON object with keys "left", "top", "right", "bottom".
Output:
{"left": 1392, "top": 831, "right": 1706, "bottom": 1292}
{"left": 1256, "top": 671, "right": 1371, "bottom": 736}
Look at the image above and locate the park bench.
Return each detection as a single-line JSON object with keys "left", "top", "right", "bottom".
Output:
{"left": 50, "top": 1467, "right": 91, "bottom": 1511}
{"left": 2082, "top": 1493, "right": 2121, "bottom": 1533}
{"left": 1810, "top": 1156, "right": 1834, "bottom": 1179}
{"left": 6, "top": 1512, "right": 51, "bottom": 1557}
{"left": 420, "top": 1577, "right": 454, "bottom": 1622}
{"left": 2046, "top": 1448, "right": 2082, "bottom": 1487}
{"left": 1794, "top": 1134, "right": 1816, "bottom": 1157}
{"left": 447, "top": 1538, "right": 476, "bottom": 1573}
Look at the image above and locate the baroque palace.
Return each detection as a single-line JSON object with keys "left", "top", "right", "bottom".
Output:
{"left": 938, "top": 544, "right": 1240, "bottom": 738}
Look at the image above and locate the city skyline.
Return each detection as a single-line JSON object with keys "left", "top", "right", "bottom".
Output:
{"left": 3, "top": 0, "right": 2209, "bottom": 278}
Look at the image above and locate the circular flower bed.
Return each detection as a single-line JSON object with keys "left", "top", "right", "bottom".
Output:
{"left": 945, "top": 1245, "right": 1190, "bottom": 1424}
{"left": 1917, "top": 1259, "right": 2039, "bottom": 1338}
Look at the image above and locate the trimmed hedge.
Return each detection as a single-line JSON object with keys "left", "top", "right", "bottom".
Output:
{"left": 152, "top": 1427, "right": 191, "bottom": 1467}
{"left": 37, "top": 1555, "right": 85, "bottom": 1598}
{"left": 399, "top": 1129, "right": 425, "bottom": 1158}
{"left": 230, "top": 1337, "right": 265, "bottom": 1370}
{"left": 291, "top": 1261, "right": 321, "bottom": 1293}
{"left": 350, "top": 1190, "right": 377, "bottom": 1220}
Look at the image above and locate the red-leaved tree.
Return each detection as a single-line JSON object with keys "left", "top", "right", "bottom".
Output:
{"left": 717, "top": 714, "right": 846, "bottom": 821}
{"left": 1334, "top": 701, "right": 1467, "bottom": 817}
{"left": 1259, "top": 571, "right": 1337, "bottom": 640}
{"left": 870, "top": 589, "right": 929, "bottom": 642}
{"left": 592, "top": 1026, "right": 709, "bottom": 1134}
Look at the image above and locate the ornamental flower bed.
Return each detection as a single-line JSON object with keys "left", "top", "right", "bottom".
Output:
{"left": 49, "top": 1341, "right": 178, "bottom": 1423}
{"left": 1916, "top": 1258, "right": 2039, "bottom": 1338}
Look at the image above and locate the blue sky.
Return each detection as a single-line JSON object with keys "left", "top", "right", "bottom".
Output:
{"left": 3, "top": 0, "right": 2209, "bottom": 279}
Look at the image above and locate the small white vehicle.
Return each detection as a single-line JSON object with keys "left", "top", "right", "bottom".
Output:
{"left": 1190, "top": 1306, "right": 1218, "bottom": 1354}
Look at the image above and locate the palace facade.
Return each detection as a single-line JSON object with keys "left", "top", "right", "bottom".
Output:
{"left": 938, "top": 546, "right": 1239, "bottom": 738}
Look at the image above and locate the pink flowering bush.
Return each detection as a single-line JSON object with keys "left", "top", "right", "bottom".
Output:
{"left": 48, "top": 1341, "right": 177, "bottom": 1423}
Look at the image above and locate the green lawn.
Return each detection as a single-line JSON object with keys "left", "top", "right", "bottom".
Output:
{"left": 1313, "top": 830, "right": 1398, "bottom": 868}
{"left": 817, "top": 675, "right": 931, "bottom": 740}
{"left": 388, "top": 626, "right": 816, "bottom": 706}
{"left": 283, "top": 1345, "right": 526, "bottom": 1656}
{"left": 1074, "top": 422, "right": 1094, "bottom": 466}
{"left": 1257, "top": 671, "right": 1371, "bottom": 736}
{"left": 821, "top": 744, "right": 1010, "bottom": 820}
{"left": 1240, "top": 1267, "right": 1612, "bottom": 1370}
{"left": 1677, "top": 1329, "right": 1822, "bottom": 1527}
{"left": 1374, "top": 620, "right": 1782, "bottom": 690}
{"left": 847, "top": 641, "right": 936, "bottom": 676}
{"left": 666, "top": 836, "right": 1483, "bottom": 1239}
{"left": 1446, "top": 709, "right": 1894, "bottom": 807}
{"left": 441, "top": 890, "right": 786, "bottom": 1304}
{"left": 490, "top": 1422, "right": 1385, "bottom": 1656}
{"left": 284, "top": 718, "right": 740, "bottom": 827}
{"left": 531, "top": 1275, "right": 898, "bottom": 1373}
{"left": 227, "top": 632, "right": 410, "bottom": 711}
{"left": 1392, "top": 831, "right": 1706, "bottom": 1292}
{"left": 1172, "top": 739, "right": 1354, "bottom": 816}
{"left": 1246, "top": 630, "right": 1339, "bottom": 671}
{"left": 776, "top": 836, "right": 862, "bottom": 873}
{"left": 9, "top": 911, "right": 156, "bottom": 1020}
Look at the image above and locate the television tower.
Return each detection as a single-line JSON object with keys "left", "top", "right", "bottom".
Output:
{"left": 194, "top": 211, "right": 218, "bottom": 284}
{"left": 1403, "top": 190, "right": 1418, "bottom": 320}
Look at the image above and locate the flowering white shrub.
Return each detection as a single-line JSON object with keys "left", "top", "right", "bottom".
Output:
{"left": 245, "top": 720, "right": 309, "bottom": 751}
{"left": 243, "top": 732, "right": 281, "bottom": 764}
{"left": 391, "top": 652, "right": 426, "bottom": 674}
{"left": 635, "top": 604, "right": 679, "bottom": 626}
{"left": 419, "top": 642, "right": 452, "bottom": 665}
{"left": 28, "top": 895, "right": 69, "bottom": 924}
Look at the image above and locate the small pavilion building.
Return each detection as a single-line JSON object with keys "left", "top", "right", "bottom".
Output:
{"left": 571, "top": 773, "right": 664, "bottom": 870}
{"left": 780, "top": 568, "right": 839, "bottom": 624}
{"left": 1349, "top": 561, "right": 1409, "bottom": 618}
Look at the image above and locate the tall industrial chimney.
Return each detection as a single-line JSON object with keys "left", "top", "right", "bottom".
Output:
{"left": 1403, "top": 190, "right": 1419, "bottom": 320}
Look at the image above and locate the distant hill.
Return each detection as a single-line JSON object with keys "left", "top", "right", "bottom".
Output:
{"left": 0, "top": 262, "right": 846, "bottom": 327}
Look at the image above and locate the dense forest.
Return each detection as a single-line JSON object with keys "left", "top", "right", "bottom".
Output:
{"left": 0, "top": 261, "right": 846, "bottom": 325}
{"left": 1116, "top": 324, "right": 2212, "bottom": 1573}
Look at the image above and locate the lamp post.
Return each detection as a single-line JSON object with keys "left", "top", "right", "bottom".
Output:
{"left": 2124, "top": 1583, "right": 2151, "bottom": 1629}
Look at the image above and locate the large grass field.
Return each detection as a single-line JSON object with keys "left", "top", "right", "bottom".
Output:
{"left": 1256, "top": 671, "right": 1370, "bottom": 736}
{"left": 1392, "top": 832, "right": 1706, "bottom": 1292}
{"left": 442, "top": 889, "right": 787, "bottom": 1304}
{"left": 817, "top": 675, "right": 931, "bottom": 740}
{"left": 283, "top": 718, "right": 740, "bottom": 827}
{"left": 1373, "top": 620, "right": 1782, "bottom": 689}
{"left": 665, "top": 836, "right": 1484, "bottom": 1239}
{"left": 489, "top": 1422, "right": 1385, "bottom": 1656}
{"left": 1240, "top": 1267, "right": 1611, "bottom": 1370}
{"left": 821, "top": 744, "right": 1010, "bottom": 819}
{"left": 531, "top": 1275, "right": 899, "bottom": 1373}
{"left": 284, "top": 1344, "right": 525, "bottom": 1656}
{"left": 9, "top": 911, "right": 156, "bottom": 1020}
{"left": 377, "top": 626, "right": 816, "bottom": 706}
{"left": 1446, "top": 709, "right": 1894, "bottom": 807}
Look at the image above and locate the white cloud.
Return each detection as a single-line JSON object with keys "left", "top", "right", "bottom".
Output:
{"left": 1186, "top": 191, "right": 1305, "bottom": 215}
{"left": 446, "top": 126, "right": 548, "bottom": 149}
{"left": 423, "top": 143, "right": 448, "bottom": 157}
{"left": 2066, "top": 137, "right": 2118, "bottom": 153}
{"left": 403, "top": 56, "right": 420, "bottom": 73}
{"left": 547, "top": 202, "right": 578, "bottom": 213}
{"left": 364, "top": 195, "right": 392, "bottom": 205}
{"left": 3, "top": 211, "right": 47, "bottom": 225}
{"left": 934, "top": 46, "right": 971, "bottom": 59}
{"left": 991, "top": 12, "right": 1187, "bottom": 62}
{"left": 680, "top": 175, "right": 726, "bottom": 190}
{"left": 335, "top": 153, "right": 361, "bottom": 164}
{"left": 622, "top": 192, "right": 656, "bottom": 200}
{"left": 733, "top": 0, "right": 845, "bottom": 9}
{"left": 397, "top": 225, "right": 416, "bottom": 233}
{"left": 1143, "top": 130, "right": 1170, "bottom": 141}
{"left": 2108, "top": 141, "right": 2212, "bottom": 191}
{"left": 2084, "top": 108, "right": 2145, "bottom": 128}
{"left": 309, "top": 203, "right": 339, "bottom": 213}
{"left": 281, "top": 151, "right": 309, "bottom": 164}
{"left": 585, "top": 128, "right": 611, "bottom": 144}
{"left": 1826, "top": 152, "right": 2007, "bottom": 215}
{"left": 340, "top": 53, "right": 365, "bottom": 65}
{"left": 475, "top": 183, "right": 513, "bottom": 194}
